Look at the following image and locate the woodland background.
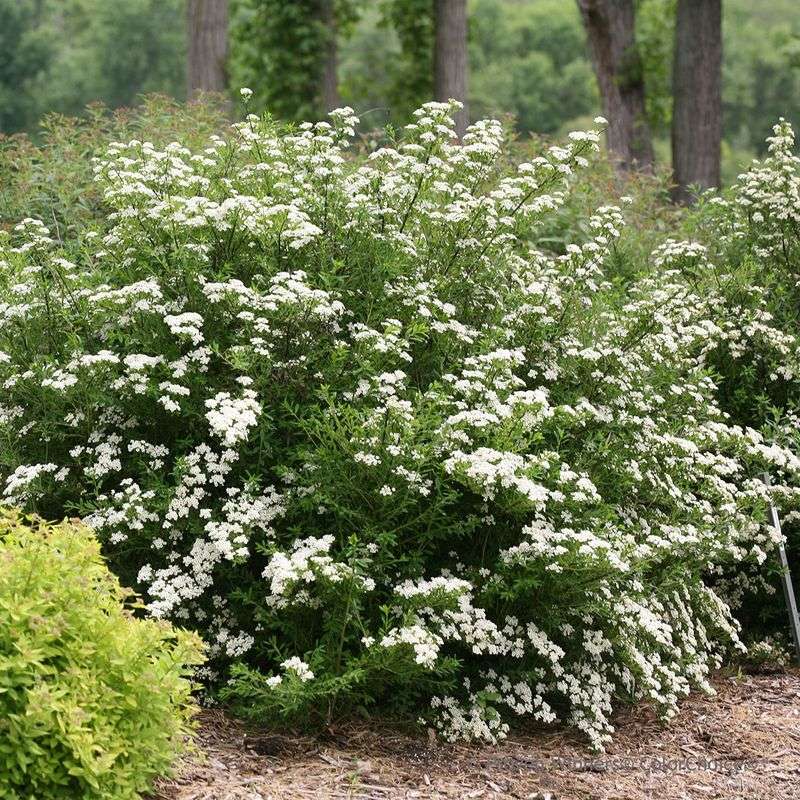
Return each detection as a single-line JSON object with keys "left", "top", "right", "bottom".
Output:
{"left": 2, "top": 0, "right": 798, "bottom": 188}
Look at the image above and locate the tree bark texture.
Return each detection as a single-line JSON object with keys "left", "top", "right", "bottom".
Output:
{"left": 577, "top": 0, "right": 653, "bottom": 172}
{"left": 671, "top": 0, "right": 722, "bottom": 204}
{"left": 187, "top": 0, "right": 228, "bottom": 98}
{"left": 434, "top": 0, "right": 469, "bottom": 137}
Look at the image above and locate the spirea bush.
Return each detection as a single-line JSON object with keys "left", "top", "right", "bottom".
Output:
{"left": 679, "top": 119, "right": 800, "bottom": 433}
{"left": 0, "top": 510, "right": 203, "bottom": 799}
{"left": 1, "top": 100, "right": 799, "bottom": 750}
{"left": 650, "top": 120, "right": 800, "bottom": 628}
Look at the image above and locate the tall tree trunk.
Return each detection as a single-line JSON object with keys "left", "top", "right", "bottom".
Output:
{"left": 577, "top": 0, "right": 653, "bottom": 172}
{"left": 320, "top": 0, "right": 340, "bottom": 112}
{"left": 186, "top": 0, "right": 228, "bottom": 98}
{"left": 433, "top": 0, "right": 469, "bottom": 137}
{"left": 671, "top": 0, "right": 722, "bottom": 205}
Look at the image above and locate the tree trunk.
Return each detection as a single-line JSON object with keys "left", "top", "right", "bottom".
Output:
{"left": 320, "top": 0, "right": 340, "bottom": 112}
{"left": 433, "top": 0, "right": 469, "bottom": 137}
{"left": 186, "top": 0, "right": 228, "bottom": 98}
{"left": 577, "top": 0, "right": 653, "bottom": 172}
{"left": 671, "top": 0, "right": 722, "bottom": 205}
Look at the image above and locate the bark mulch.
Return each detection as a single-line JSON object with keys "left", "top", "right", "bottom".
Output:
{"left": 152, "top": 668, "right": 800, "bottom": 799}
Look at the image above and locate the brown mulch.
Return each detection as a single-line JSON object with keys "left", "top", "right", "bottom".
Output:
{"left": 152, "top": 669, "right": 800, "bottom": 799}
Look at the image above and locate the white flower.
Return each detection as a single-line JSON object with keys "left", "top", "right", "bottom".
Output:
{"left": 280, "top": 656, "right": 314, "bottom": 682}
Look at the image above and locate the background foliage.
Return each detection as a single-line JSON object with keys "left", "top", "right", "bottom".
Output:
{"left": 1, "top": 0, "right": 799, "bottom": 170}
{"left": 0, "top": 0, "right": 184, "bottom": 133}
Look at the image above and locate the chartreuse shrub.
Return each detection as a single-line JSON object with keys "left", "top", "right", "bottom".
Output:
{"left": 0, "top": 510, "right": 203, "bottom": 799}
{"left": 1, "top": 99, "right": 800, "bottom": 750}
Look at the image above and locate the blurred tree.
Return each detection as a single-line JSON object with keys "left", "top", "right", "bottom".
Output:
{"left": 321, "top": 0, "right": 341, "bottom": 111}
{"left": 0, "top": 0, "right": 186, "bottom": 133}
{"left": 577, "top": 0, "right": 654, "bottom": 171}
{"left": 42, "top": 0, "right": 185, "bottom": 115}
{"left": 338, "top": 4, "right": 401, "bottom": 128}
{"left": 378, "top": 0, "right": 434, "bottom": 122}
{"left": 469, "top": 0, "right": 596, "bottom": 135}
{"left": 633, "top": 0, "right": 800, "bottom": 158}
{"left": 434, "top": 0, "right": 469, "bottom": 136}
{"left": 0, "top": 0, "right": 51, "bottom": 132}
{"left": 187, "top": 0, "right": 229, "bottom": 96}
{"left": 636, "top": 0, "right": 676, "bottom": 134}
{"left": 360, "top": 0, "right": 596, "bottom": 135}
{"left": 231, "top": 0, "right": 360, "bottom": 120}
{"left": 671, "top": 0, "right": 721, "bottom": 203}
{"left": 0, "top": 0, "right": 795, "bottom": 179}
{"left": 722, "top": 0, "right": 800, "bottom": 154}
{"left": 76, "top": 0, "right": 184, "bottom": 108}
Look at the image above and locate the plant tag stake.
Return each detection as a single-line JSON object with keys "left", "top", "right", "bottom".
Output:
{"left": 762, "top": 474, "right": 800, "bottom": 664}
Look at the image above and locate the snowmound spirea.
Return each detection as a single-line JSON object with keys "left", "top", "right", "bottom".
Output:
{"left": 1, "top": 102, "right": 799, "bottom": 750}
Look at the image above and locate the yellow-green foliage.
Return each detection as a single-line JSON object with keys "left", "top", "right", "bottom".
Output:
{"left": 0, "top": 510, "right": 204, "bottom": 800}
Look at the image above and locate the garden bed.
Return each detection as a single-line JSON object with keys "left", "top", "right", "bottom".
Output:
{"left": 153, "top": 669, "right": 800, "bottom": 799}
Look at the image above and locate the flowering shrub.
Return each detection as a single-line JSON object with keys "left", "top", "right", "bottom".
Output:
{"left": 0, "top": 510, "right": 202, "bottom": 799}
{"left": 654, "top": 121, "right": 800, "bottom": 629}
{"left": 740, "top": 637, "right": 792, "bottom": 671}
{"left": 1, "top": 100, "right": 799, "bottom": 750}
{"left": 681, "top": 120, "right": 800, "bottom": 431}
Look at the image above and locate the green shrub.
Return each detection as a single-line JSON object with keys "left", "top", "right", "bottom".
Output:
{"left": 0, "top": 509, "right": 203, "bottom": 800}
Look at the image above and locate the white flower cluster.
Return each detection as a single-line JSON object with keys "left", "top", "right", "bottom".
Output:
{"left": 262, "top": 534, "right": 373, "bottom": 609}
{"left": 444, "top": 447, "right": 550, "bottom": 507}
{"left": 205, "top": 389, "right": 262, "bottom": 447}
{"left": 280, "top": 656, "right": 315, "bottom": 682}
{"left": 380, "top": 624, "right": 444, "bottom": 668}
{"left": 3, "top": 463, "right": 68, "bottom": 504}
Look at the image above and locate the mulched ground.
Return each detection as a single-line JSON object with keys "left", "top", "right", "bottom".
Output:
{"left": 153, "top": 669, "right": 800, "bottom": 799}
